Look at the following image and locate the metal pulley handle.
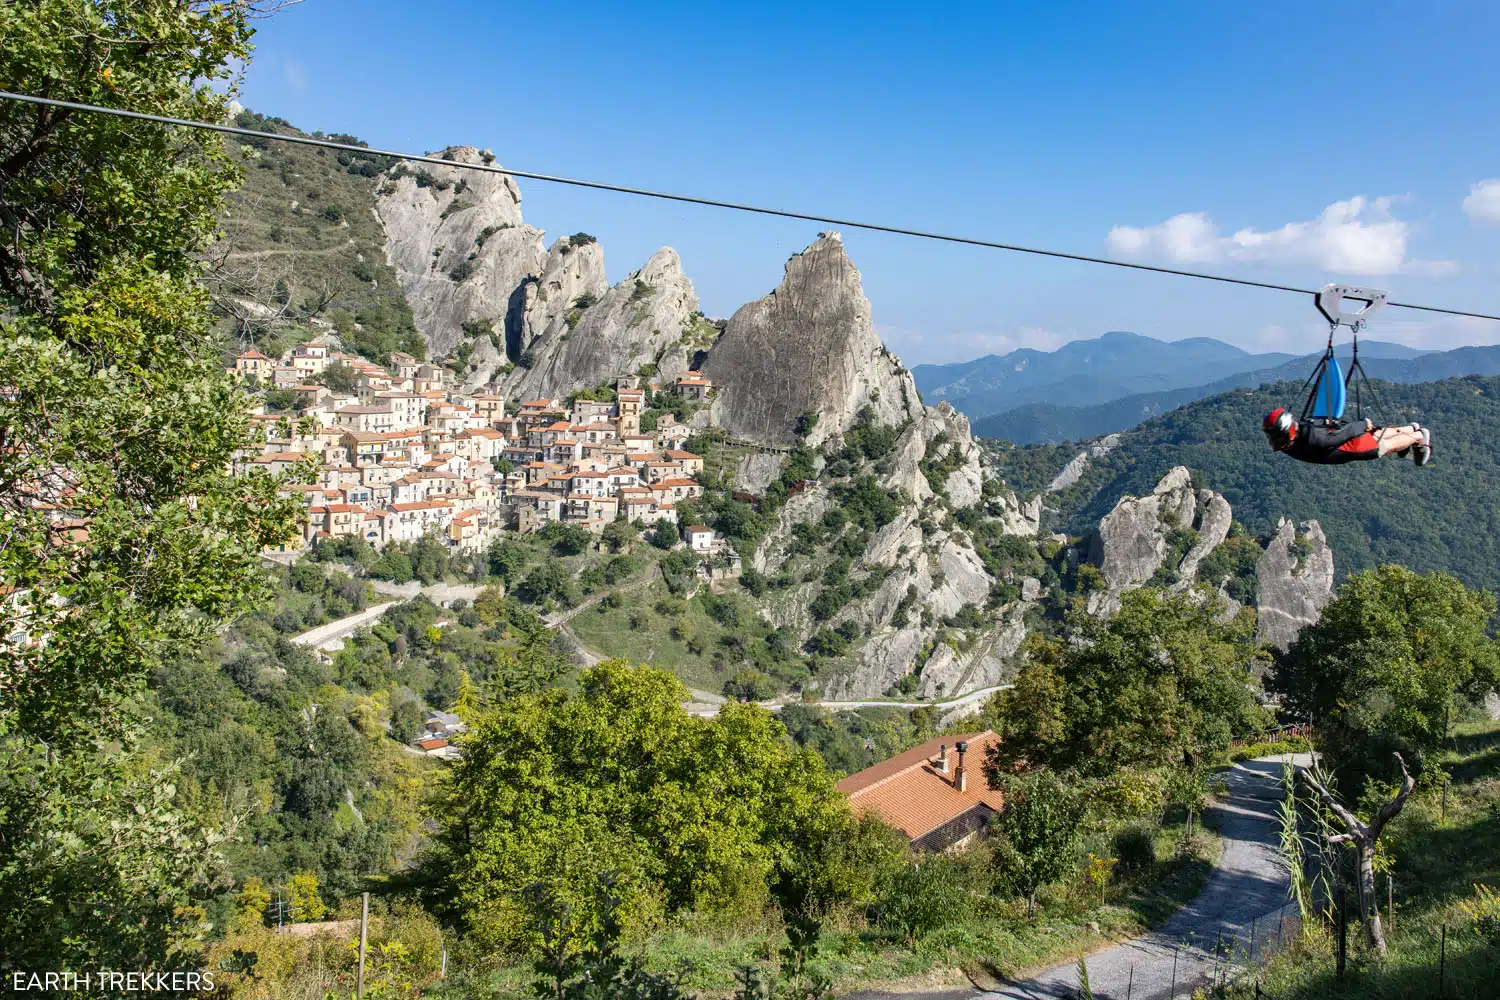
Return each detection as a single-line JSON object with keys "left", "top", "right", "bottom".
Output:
{"left": 1316, "top": 284, "right": 1387, "bottom": 332}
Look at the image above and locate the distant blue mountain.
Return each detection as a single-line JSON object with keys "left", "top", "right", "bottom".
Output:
{"left": 911, "top": 331, "right": 1429, "bottom": 424}
{"left": 973, "top": 343, "right": 1500, "bottom": 444}
{"left": 913, "top": 332, "right": 1291, "bottom": 419}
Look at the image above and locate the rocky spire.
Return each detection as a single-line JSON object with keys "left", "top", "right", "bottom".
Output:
{"left": 701, "top": 233, "right": 921, "bottom": 448}
{"left": 1255, "top": 519, "right": 1335, "bottom": 650}
{"left": 374, "top": 147, "right": 546, "bottom": 357}
{"left": 503, "top": 245, "right": 702, "bottom": 399}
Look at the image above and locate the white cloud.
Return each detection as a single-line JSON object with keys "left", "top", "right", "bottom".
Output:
{"left": 1107, "top": 196, "right": 1417, "bottom": 276}
{"left": 1463, "top": 180, "right": 1500, "bottom": 225}
{"left": 283, "top": 59, "right": 306, "bottom": 91}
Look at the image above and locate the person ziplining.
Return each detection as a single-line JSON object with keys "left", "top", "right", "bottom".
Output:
{"left": 1262, "top": 285, "right": 1432, "bottom": 466}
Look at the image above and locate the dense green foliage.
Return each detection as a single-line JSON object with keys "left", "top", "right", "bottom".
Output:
{"left": 430, "top": 662, "right": 874, "bottom": 950}
{"left": 0, "top": 0, "right": 309, "bottom": 970}
{"left": 991, "top": 769, "right": 1087, "bottom": 913}
{"left": 987, "top": 588, "right": 1267, "bottom": 775}
{"left": 986, "top": 376, "right": 1500, "bottom": 590}
{"left": 1272, "top": 565, "right": 1500, "bottom": 789}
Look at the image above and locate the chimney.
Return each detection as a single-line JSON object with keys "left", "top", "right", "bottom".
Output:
{"left": 956, "top": 740, "right": 969, "bottom": 793}
{"left": 936, "top": 744, "right": 948, "bottom": 773}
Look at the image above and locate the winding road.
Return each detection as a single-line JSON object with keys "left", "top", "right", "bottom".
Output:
{"left": 845, "top": 755, "right": 1307, "bottom": 1000}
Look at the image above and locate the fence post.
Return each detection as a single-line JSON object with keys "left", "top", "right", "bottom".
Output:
{"left": 1126, "top": 965, "right": 1133, "bottom": 1000}
{"left": 1439, "top": 923, "right": 1447, "bottom": 997}
{"left": 1335, "top": 883, "right": 1347, "bottom": 980}
{"left": 1251, "top": 916, "right": 1258, "bottom": 961}
{"left": 358, "top": 891, "right": 369, "bottom": 1000}
{"left": 1170, "top": 946, "right": 1178, "bottom": 999}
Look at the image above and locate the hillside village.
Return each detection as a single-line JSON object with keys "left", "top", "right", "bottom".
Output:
{"left": 233, "top": 341, "right": 737, "bottom": 565}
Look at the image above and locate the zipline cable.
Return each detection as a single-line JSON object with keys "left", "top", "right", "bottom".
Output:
{"left": 4, "top": 90, "right": 1498, "bottom": 324}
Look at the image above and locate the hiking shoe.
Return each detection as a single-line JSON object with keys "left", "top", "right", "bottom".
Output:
{"left": 1414, "top": 427, "right": 1433, "bottom": 466}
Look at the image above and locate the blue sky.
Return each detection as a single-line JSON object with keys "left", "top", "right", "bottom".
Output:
{"left": 238, "top": 1, "right": 1500, "bottom": 364}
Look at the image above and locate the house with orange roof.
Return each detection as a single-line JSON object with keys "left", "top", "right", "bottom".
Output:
{"left": 672, "top": 372, "right": 713, "bottom": 401}
{"left": 836, "top": 732, "right": 1004, "bottom": 852}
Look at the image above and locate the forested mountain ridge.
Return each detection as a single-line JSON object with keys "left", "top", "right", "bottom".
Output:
{"left": 986, "top": 374, "right": 1500, "bottom": 591}
{"left": 975, "top": 343, "right": 1500, "bottom": 444}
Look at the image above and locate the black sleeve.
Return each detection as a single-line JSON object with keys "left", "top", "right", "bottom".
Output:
{"left": 1302, "top": 420, "right": 1368, "bottom": 449}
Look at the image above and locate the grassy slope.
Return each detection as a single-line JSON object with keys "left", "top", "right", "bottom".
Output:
{"left": 986, "top": 375, "right": 1500, "bottom": 591}
{"left": 1240, "top": 719, "right": 1500, "bottom": 999}
{"left": 214, "top": 113, "right": 421, "bottom": 363}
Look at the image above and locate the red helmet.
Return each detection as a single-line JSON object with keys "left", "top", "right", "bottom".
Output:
{"left": 1263, "top": 408, "right": 1295, "bottom": 448}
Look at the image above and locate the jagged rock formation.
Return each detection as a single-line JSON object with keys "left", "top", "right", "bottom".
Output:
{"left": 701, "top": 233, "right": 921, "bottom": 448}
{"left": 1085, "top": 467, "right": 1231, "bottom": 616}
{"left": 1047, "top": 433, "right": 1122, "bottom": 492}
{"left": 1255, "top": 519, "right": 1334, "bottom": 650}
{"left": 375, "top": 147, "right": 545, "bottom": 358}
{"left": 503, "top": 246, "right": 701, "bottom": 398}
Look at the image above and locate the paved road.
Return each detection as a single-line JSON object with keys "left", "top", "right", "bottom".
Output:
{"left": 844, "top": 755, "right": 1307, "bottom": 1000}
{"left": 682, "top": 685, "right": 1013, "bottom": 718}
{"left": 289, "top": 601, "right": 399, "bottom": 650}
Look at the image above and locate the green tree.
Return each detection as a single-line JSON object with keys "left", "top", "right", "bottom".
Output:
{"left": 318, "top": 360, "right": 358, "bottom": 393}
{"left": 231, "top": 876, "right": 271, "bottom": 934}
{"left": 0, "top": 0, "right": 302, "bottom": 970}
{"left": 284, "top": 870, "right": 326, "bottom": 922}
{"left": 877, "top": 855, "right": 969, "bottom": 943}
{"left": 389, "top": 697, "right": 423, "bottom": 745}
{"left": 992, "top": 588, "right": 1266, "bottom": 775}
{"left": 432, "top": 661, "right": 857, "bottom": 951}
{"left": 1272, "top": 564, "right": 1500, "bottom": 787}
{"left": 992, "top": 769, "right": 1086, "bottom": 915}
{"left": 487, "top": 538, "right": 530, "bottom": 586}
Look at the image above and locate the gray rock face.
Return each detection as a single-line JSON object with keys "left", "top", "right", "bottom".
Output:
{"left": 916, "top": 607, "right": 1028, "bottom": 700}
{"left": 505, "top": 246, "right": 701, "bottom": 398}
{"left": 1173, "top": 492, "right": 1233, "bottom": 589}
{"left": 832, "top": 627, "right": 925, "bottom": 700}
{"left": 1255, "top": 519, "right": 1334, "bottom": 650}
{"left": 1048, "top": 433, "right": 1122, "bottom": 493}
{"left": 375, "top": 147, "right": 546, "bottom": 357}
{"left": 735, "top": 452, "right": 785, "bottom": 493}
{"left": 701, "top": 233, "right": 920, "bottom": 448}
{"left": 1086, "top": 467, "right": 1233, "bottom": 616}
{"left": 884, "top": 403, "right": 978, "bottom": 503}
{"left": 519, "top": 239, "right": 608, "bottom": 349}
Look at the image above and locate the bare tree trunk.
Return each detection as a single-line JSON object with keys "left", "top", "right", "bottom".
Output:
{"left": 1299, "top": 752, "right": 1416, "bottom": 957}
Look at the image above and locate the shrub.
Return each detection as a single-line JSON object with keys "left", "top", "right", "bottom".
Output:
{"left": 321, "top": 203, "right": 345, "bottom": 222}
{"left": 1460, "top": 883, "right": 1500, "bottom": 946}
{"left": 449, "top": 258, "right": 477, "bottom": 282}
{"left": 1227, "top": 736, "right": 1311, "bottom": 762}
{"left": 1113, "top": 824, "right": 1157, "bottom": 873}
{"left": 722, "top": 669, "right": 777, "bottom": 701}
{"left": 877, "top": 856, "right": 969, "bottom": 943}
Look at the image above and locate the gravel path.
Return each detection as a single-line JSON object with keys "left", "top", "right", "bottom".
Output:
{"left": 844, "top": 755, "right": 1307, "bottom": 1000}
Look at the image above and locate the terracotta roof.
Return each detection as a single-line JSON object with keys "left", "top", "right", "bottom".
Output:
{"left": 685, "top": 524, "right": 712, "bottom": 533}
{"left": 836, "top": 731, "right": 1004, "bottom": 841}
